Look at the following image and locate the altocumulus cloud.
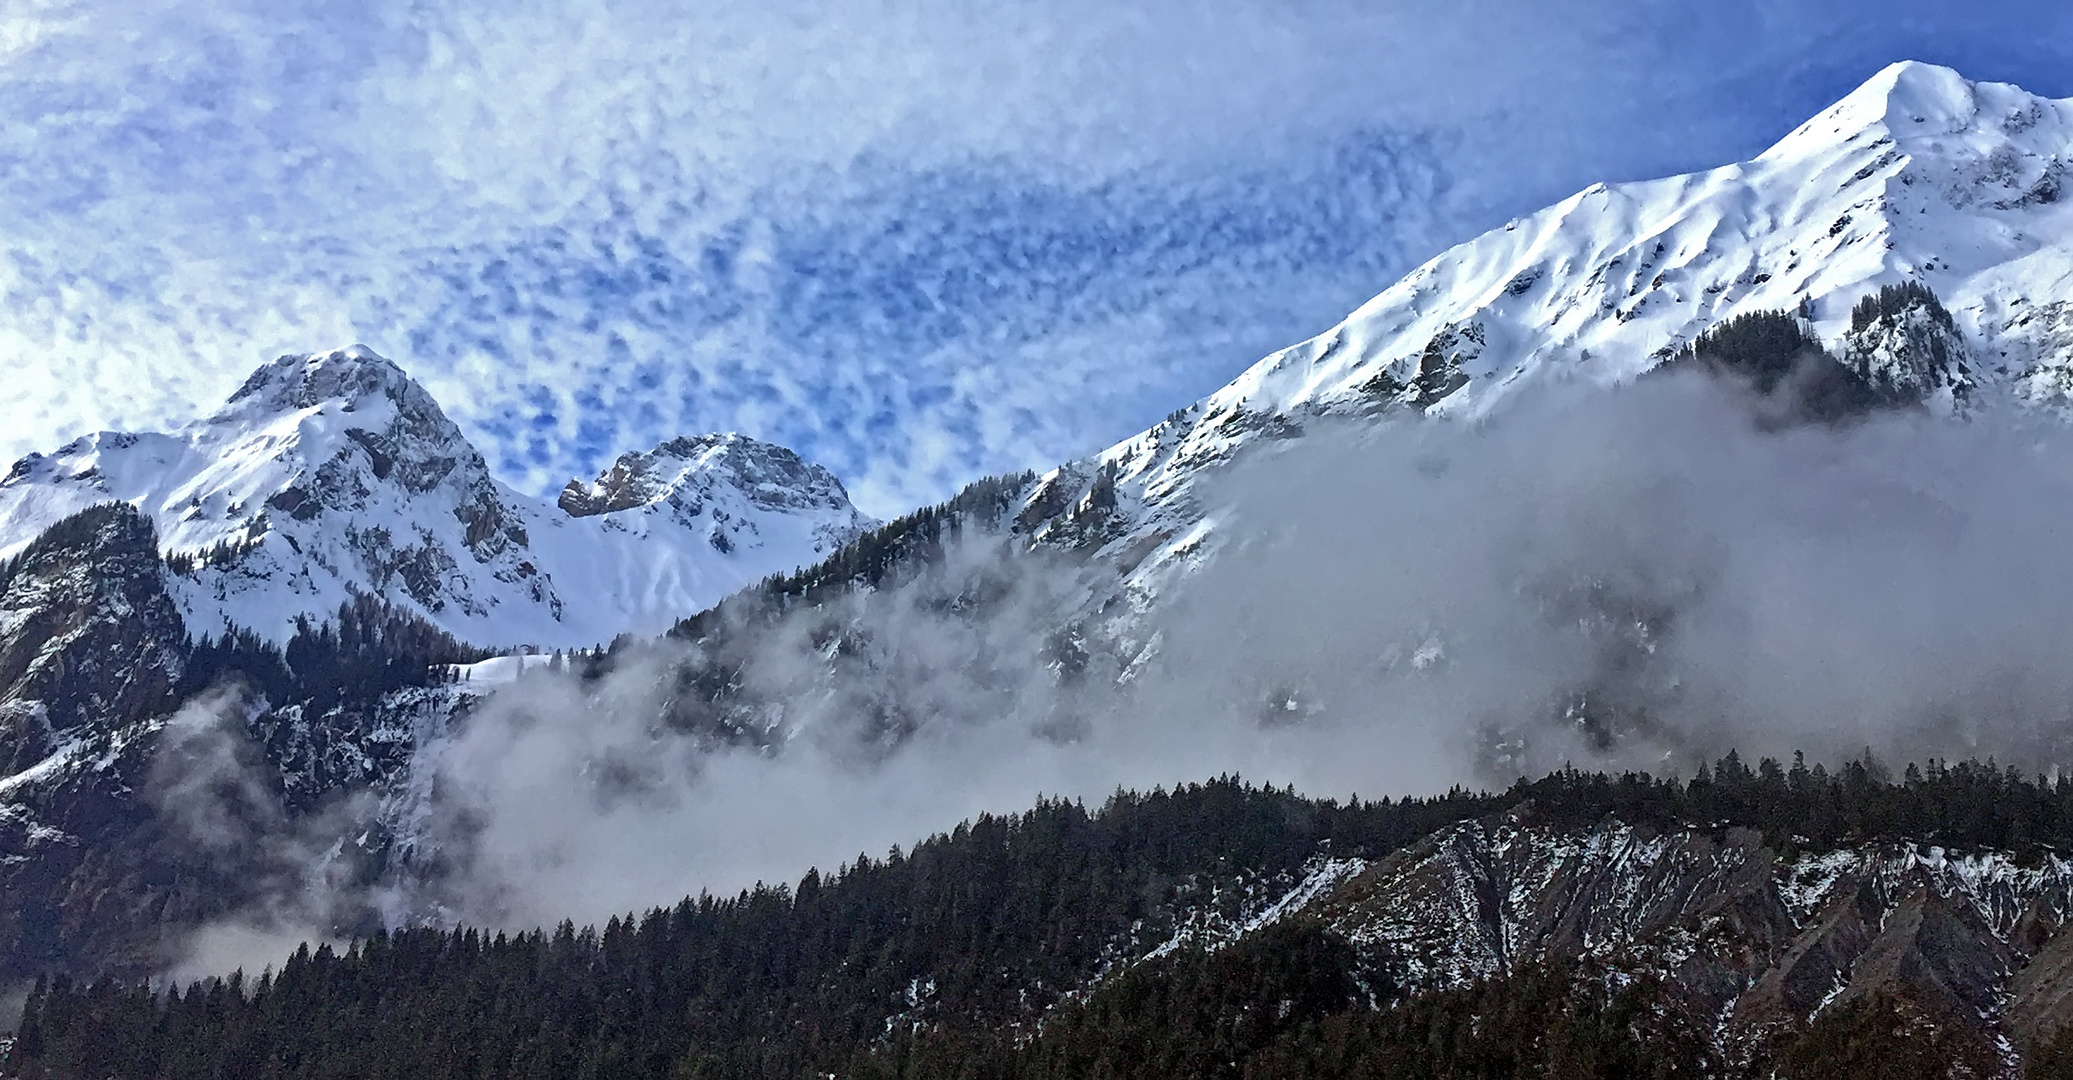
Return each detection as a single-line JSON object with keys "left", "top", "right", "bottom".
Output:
{"left": 0, "top": 0, "right": 2070, "bottom": 515}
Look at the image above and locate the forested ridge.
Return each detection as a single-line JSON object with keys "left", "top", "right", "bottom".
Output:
{"left": 18, "top": 756, "right": 2073, "bottom": 1078}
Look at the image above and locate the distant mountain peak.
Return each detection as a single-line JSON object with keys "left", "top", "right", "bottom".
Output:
{"left": 967, "top": 63, "right": 2073, "bottom": 618}
{"left": 559, "top": 433, "right": 861, "bottom": 520}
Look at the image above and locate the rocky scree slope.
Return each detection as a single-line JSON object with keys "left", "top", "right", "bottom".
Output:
{"left": 1025, "top": 764, "right": 2073, "bottom": 1076}
{"left": 1293, "top": 814, "right": 2073, "bottom": 1058}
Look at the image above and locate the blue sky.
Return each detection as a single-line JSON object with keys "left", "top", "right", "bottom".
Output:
{"left": 2, "top": 0, "right": 2071, "bottom": 515}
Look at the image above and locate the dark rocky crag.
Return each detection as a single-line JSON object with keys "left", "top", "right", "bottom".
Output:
{"left": 0, "top": 504, "right": 472, "bottom": 984}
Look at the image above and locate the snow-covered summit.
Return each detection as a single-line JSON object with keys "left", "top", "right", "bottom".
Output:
{"left": 1012, "top": 62, "right": 2073, "bottom": 593}
{"left": 1192, "top": 60, "right": 2069, "bottom": 427}
{"left": 0, "top": 347, "right": 873, "bottom": 648}
{"left": 225, "top": 346, "right": 429, "bottom": 416}
{"left": 1764, "top": 60, "right": 2016, "bottom": 163}
{"left": 561, "top": 433, "right": 859, "bottom": 527}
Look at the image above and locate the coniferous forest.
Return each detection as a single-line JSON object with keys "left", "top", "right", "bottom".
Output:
{"left": 15, "top": 758, "right": 2073, "bottom": 1079}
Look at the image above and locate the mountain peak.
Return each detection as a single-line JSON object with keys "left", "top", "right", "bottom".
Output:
{"left": 0, "top": 353, "right": 876, "bottom": 647}
{"left": 221, "top": 345, "right": 438, "bottom": 422}
{"left": 1850, "top": 60, "right": 1977, "bottom": 126}
{"left": 984, "top": 64, "right": 2073, "bottom": 608}
{"left": 559, "top": 433, "right": 860, "bottom": 519}
{"left": 1761, "top": 62, "right": 2056, "bottom": 163}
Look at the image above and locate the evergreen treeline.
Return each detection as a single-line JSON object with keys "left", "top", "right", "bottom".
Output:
{"left": 180, "top": 594, "right": 488, "bottom": 712}
{"left": 1514, "top": 751, "right": 2073, "bottom": 854}
{"left": 21, "top": 759, "right": 2073, "bottom": 1078}
{"left": 1657, "top": 308, "right": 1892, "bottom": 420}
{"left": 6, "top": 779, "right": 1499, "bottom": 1080}
{"left": 670, "top": 470, "right": 1036, "bottom": 639}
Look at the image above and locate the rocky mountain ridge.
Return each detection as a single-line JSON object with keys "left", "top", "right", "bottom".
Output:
{"left": 636, "top": 62, "right": 2073, "bottom": 773}
{"left": 0, "top": 347, "right": 872, "bottom": 649}
{"left": 1005, "top": 62, "right": 2073, "bottom": 611}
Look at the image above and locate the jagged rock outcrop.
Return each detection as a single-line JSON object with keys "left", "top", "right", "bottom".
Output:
{"left": 1252, "top": 809, "right": 2073, "bottom": 1058}
{"left": 557, "top": 433, "right": 869, "bottom": 558}
{"left": 0, "top": 504, "right": 184, "bottom": 773}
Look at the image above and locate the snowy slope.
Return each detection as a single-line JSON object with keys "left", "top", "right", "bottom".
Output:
{"left": 1018, "top": 61, "right": 2073, "bottom": 592}
{"left": 0, "top": 347, "right": 873, "bottom": 647}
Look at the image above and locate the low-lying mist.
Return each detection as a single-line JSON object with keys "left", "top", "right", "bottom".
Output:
{"left": 175, "top": 370, "right": 2073, "bottom": 968}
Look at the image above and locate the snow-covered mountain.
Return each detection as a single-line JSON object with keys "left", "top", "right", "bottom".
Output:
{"left": 0, "top": 347, "right": 873, "bottom": 647}
{"left": 1017, "top": 61, "right": 2073, "bottom": 594}
{"left": 643, "top": 61, "right": 2073, "bottom": 772}
{"left": 15, "top": 58, "right": 2073, "bottom": 992}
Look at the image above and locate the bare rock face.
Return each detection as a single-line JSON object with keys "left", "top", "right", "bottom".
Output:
{"left": 1841, "top": 886, "right": 2014, "bottom": 1022}
{"left": 1264, "top": 808, "right": 2073, "bottom": 1061}
{"left": 0, "top": 504, "right": 183, "bottom": 771}
{"left": 557, "top": 433, "right": 871, "bottom": 559}
{"left": 0, "top": 505, "right": 201, "bottom": 979}
{"left": 560, "top": 434, "right": 855, "bottom": 518}
{"left": 1735, "top": 878, "right": 1884, "bottom": 1026}
{"left": 2012, "top": 916, "right": 2073, "bottom": 1042}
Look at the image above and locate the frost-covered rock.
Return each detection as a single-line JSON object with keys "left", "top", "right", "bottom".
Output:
{"left": 0, "top": 347, "right": 873, "bottom": 648}
{"left": 1170, "top": 809, "right": 2073, "bottom": 1056}
{"left": 558, "top": 433, "right": 867, "bottom": 558}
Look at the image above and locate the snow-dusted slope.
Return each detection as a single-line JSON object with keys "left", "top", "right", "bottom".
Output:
{"left": 1026, "top": 61, "right": 2073, "bottom": 589}
{"left": 0, "top": 347, "right": 873, "bottom": 647}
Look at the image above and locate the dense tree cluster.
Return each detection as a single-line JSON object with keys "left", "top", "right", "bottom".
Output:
{"left": 1851, "top": 279, "right": 1958, "bottom": 334}
{"left": 1515, "top": 751, "right": 2073, "bottom": 855}
{"left": 1656, "top": 308, "right": 1891, "bottom": 421}
{"left": 1773, "top": 989, "right": 1998, "bottom": 1080}
{"left": 21, "top": 759, "right": 2073, "bottom": 1078}
{"left": 5, "top": 779, "right": 1501, "bottom": 1079}
{"left": 181, "top": 594, "right": 488, "bottom": 713}
{"left": 937, "top": 947, "right": 1720, "bottom": 1080}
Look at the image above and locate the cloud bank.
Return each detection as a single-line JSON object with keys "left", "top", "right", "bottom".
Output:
{"left": 281, "top": 374, "right": 2073, "bottom": 944}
